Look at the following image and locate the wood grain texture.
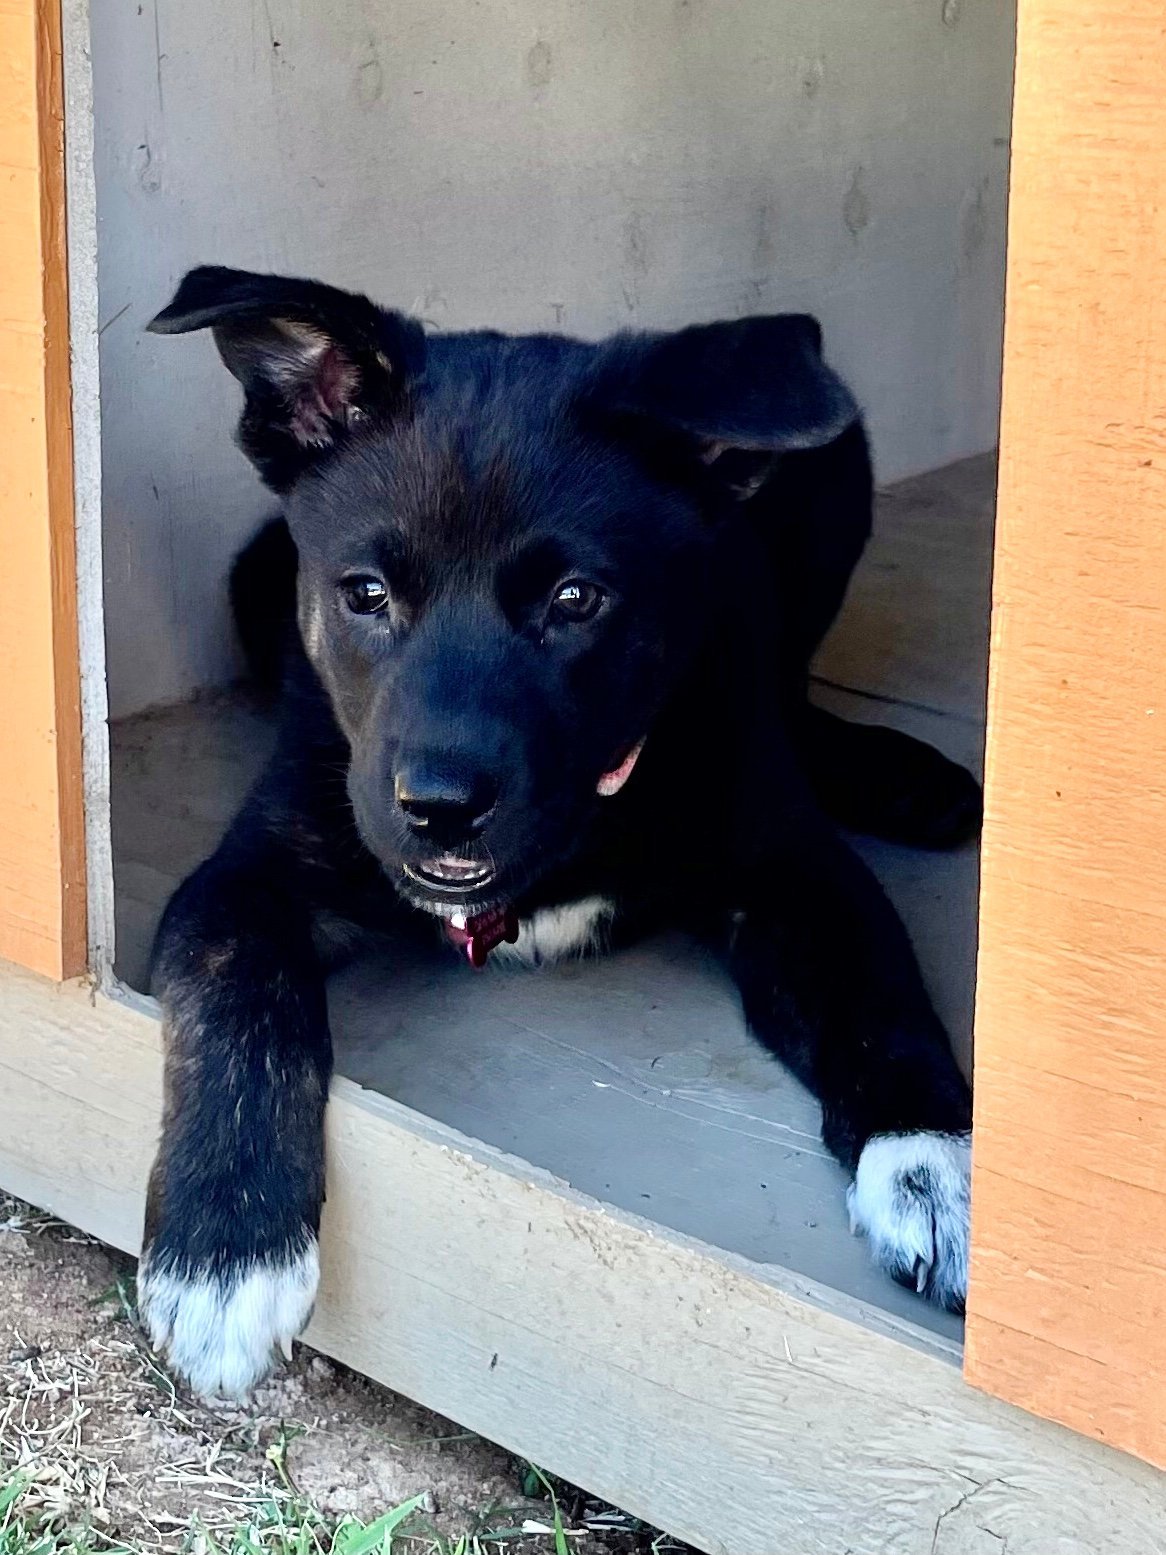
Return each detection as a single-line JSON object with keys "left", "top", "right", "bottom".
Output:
{"left": 0, "top": 0, "right": 86, "bottom": 979}
{"left": 966, "top": 0, "right": 1166, "bottom": 1469}
{"left": 1, "top": 967, "right": 1163, "bottom": 1554}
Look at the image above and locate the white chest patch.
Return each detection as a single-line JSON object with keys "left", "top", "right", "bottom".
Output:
{"left": 494, "top": 895, "right": 615, "bottom": 967}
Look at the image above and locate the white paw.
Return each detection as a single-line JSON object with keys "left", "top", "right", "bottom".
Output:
{"left": 847, "top": 1131, "right": 971, "bottom": 1312}
{"left": 138, "top": 1240, "right": 319, "bottom": 1398}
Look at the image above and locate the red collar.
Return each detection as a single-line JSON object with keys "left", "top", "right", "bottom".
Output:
{"left": 444, "top": 905, "right": 520, "bottom": 967}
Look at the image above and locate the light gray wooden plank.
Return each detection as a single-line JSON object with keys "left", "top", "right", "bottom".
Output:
{"left": 328, "top": 929, "right": 966, "bottom": 1344}
{"left": 814, "top": 451, "right": 997, "bottom": 719}
{"left": 62, "top": 0, "right": 115, "bottom": 978}
{"left": 0, "top": 966, "right": 1160, "bottom": 1555}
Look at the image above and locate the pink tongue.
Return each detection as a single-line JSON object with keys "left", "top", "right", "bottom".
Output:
{"left": 597, "top": 738, "right": 645, "bottom": 797}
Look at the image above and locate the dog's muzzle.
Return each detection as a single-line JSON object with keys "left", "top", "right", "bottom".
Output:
{"left": 426, "top": 737, "right": 646, "bottom": 967}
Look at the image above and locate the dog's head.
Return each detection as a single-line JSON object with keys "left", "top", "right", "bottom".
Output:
{"left": 151, "top": 267, "right": 857, "bottom": 915}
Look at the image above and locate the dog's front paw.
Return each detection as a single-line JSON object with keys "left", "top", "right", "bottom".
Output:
{"left": 847, "top": 1131, "right": 971, "bottom": 1312}
{"left": 138, "top": 1237, "right": 319, "bottom": 1399}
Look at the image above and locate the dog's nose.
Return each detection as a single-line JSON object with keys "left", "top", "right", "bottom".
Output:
{"left": 394, "top": 761, "right": 498, "bottom": 846}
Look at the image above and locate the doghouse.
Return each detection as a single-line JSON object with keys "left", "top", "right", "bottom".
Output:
{"left": 2, "top": 0, "right": 1164, "bottom": 1548}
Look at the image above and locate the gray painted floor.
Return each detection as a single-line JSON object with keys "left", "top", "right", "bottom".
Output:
{"left": 111, "top": 453, "right": 994, "bottom": 1345}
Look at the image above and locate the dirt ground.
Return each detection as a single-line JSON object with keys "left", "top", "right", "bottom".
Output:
{"left": 0, "top": 1194, "right": 692, "bottom": 1554}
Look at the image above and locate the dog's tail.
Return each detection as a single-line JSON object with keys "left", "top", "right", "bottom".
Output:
{"left": 229, "top": 516, "right": 299, "bottom": 701}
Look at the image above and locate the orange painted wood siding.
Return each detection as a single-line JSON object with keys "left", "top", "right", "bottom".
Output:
{"left": 965, "top": 0, "right": 1166, "bottom": 1469}
{"left": 0, "top": 0, "right": 86, "bottom": 979}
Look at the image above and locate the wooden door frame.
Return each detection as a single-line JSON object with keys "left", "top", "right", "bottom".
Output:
{"left": 0, "top": 0, "right": 88, "bottom": 979}
{"left": 964, "top": 0, "right": 1166, "bottom": 1469}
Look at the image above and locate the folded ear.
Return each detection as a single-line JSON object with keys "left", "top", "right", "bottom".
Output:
{"left": 594, "top": 315, "right": 859, "bottom": 500}
{"left": 149, "top": 266, "right": 425, "bottom": 491}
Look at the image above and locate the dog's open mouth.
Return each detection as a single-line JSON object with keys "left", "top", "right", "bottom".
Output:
{"left": 403, "top": 740, "right": 644, "bottom": 902}
{"left": 402, "top": 739, "right": 646, "bottom": 963}
{"left": 403, "top": 855, "right": 497, "bottom": 894}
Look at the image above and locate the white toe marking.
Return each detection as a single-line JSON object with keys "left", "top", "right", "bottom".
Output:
{"left": 494, "top": 895, "right": 615, "bottom": 967}
{"left": 847, "top": 1131, "right": 971, "bottom": 1310}
{"left": 138, "top": 1242, "right": 319, "bottom": 1399}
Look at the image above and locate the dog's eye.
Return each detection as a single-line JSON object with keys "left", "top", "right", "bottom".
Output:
{"left": 341, "top": 575, "right": 389, "bottom": 615}
{"left": 550, "top": 579, "right": 604, "bottom": 624}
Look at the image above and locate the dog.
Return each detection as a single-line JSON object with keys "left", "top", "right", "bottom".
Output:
{"left": 138, "top": 266, "right": 980, "bottom": 1398}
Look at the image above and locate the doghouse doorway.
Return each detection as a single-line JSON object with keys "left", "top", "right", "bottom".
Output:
{"left": 96, "top": 1, "right": 1011, "bottom": 1346}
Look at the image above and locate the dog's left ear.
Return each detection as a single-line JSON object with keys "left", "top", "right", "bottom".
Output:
{"left": 594, "top": 315, "right": 858, "bottom": 499}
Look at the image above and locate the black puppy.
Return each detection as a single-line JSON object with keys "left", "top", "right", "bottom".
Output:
{"left": 140, "top": 266, "right": 978, "bottom": 1397}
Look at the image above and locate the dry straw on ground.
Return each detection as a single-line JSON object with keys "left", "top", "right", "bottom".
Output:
{"left": 0, "top": 1195, "right": 690, "bottom": 1555}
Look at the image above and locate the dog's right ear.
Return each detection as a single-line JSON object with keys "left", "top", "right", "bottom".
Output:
{"left": 149, "top": 267, "right": 425, "bottom": 492}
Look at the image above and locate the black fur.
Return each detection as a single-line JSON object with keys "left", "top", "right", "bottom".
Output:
{"left": 141, "top": 267, "right": 977, "bottom": 1393}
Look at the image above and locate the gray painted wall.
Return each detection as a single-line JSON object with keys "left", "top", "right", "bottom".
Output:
{"left": 93, "top": 0, "right": 1015, "bottom": 718}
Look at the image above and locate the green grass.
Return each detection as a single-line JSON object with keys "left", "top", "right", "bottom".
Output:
{"left": 0, "top": 1456, "right": 686, "bottom": 1555}
{"left": 0, "top": 1470, "right": 126, "bottom": 1555}
{"left": 0, "top": 1463, "right": 492, "bottom": 1555}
